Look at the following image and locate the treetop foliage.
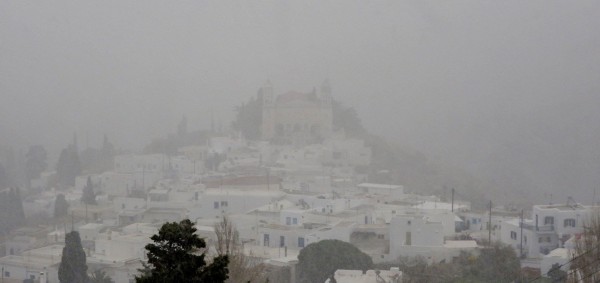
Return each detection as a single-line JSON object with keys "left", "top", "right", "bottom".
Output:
{"left": 136, "top": 219, "right": 229, "bottom": 283}
{"left": 297, "top": 239, "right": 373, "bottom": 283}
{"left": 54, "top": 193, "right": 69, "bottom": 219}
{"left": 81, "top": 176, "right": 97, "bottom": 205}
{"left": 0, "top": 187, "right": 25, "bottom": 235}
{"left": 59, "top": 231, "right": 88, "bottom": 283}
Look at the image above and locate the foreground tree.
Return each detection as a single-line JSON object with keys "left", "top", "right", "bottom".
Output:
{"left": 464, "top": 242, "right": 521, "bottom": 282}
{"left": 297, "top": 239, "right": 373, "bottom": 283}
{"left": 570, "top": 213, "right": 600, "bottom": 282}
{"left": 136, "top": 219, "right": 229, "bottom": 283}
{"left": 59, "top": 231, "right": 88, "bottom": 283}
{"left": 215, "top": 217, "right": 266, "bottom": 283}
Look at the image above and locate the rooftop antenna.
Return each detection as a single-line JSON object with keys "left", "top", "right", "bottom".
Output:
{"left": 451, "top": 188, "right": 455, "bottom": 212}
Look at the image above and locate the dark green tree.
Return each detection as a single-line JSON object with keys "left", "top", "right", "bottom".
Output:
{"left": 332, "top": 100, "right": 367, "bottom": 138}
{"left": 548, "top": 263, "right": 567, "bottom": 283}
{"left": 444, "top": 242, "right": 520, "bottom": 282}
{"left": 136, "top": 219, "right": 229, "bottom": 283}
{"left": 25, "top": 145, "right": 47, "bottom": 181}
{"left": 89, "top": 269, "right": 113, "bottom": 283}
{"left": 81, "top": 176, "right": 96, "bottom": 205}
{"left": 0, "top": 163, "right": 7, "bottom": 189}
{"left": 12, "top": 187, "right": 25, "bottom": 224}
{"left": 59, "top": 231, "right": 88, "bottom": 283}
{"left": 57, "top": 144, "right": 82, "bottom": 187}
{"left": 232, "top": 95, "right": 262, "bottom": 140}
{"left": 0, "top": 187, "right": 25, "bottom": 235}
{"left": 297, "top": 239, "right": 373, "bottom": 283}
{"left": 54, "top": 194, "right": 69, "bottom": 219}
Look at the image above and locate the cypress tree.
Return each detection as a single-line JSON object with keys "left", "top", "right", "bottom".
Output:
{"left": 81, "top": 176, "right": 96, "bottom": 205}
{"left": 59, "top": 231, "right": 88, "bottom": 283}
{"left": 54, "top": 194, "right": 69, "bottom": 219}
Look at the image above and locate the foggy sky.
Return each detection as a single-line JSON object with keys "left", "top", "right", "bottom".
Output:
{"left": 2, "top": 1, "right": 599, "bottom": 202}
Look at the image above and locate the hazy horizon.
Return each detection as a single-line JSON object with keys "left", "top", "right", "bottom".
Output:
{"left": 2, "top": 1, "right": 599, "bottom": 203}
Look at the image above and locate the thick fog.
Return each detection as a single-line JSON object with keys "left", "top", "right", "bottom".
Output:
{"left": 2, "top": 1, "right": 600, "bottom": 203}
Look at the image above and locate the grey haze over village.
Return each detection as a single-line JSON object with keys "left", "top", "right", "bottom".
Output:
{"left": 1, "top": 1, "right": 600, "bottom": 283}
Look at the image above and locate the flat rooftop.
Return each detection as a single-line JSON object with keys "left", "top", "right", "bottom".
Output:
{"left": 357, "top": 183, "right": 403, "bottom": 190}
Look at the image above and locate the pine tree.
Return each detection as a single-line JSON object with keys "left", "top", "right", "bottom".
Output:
{"left": 57, "top": 144, "right": 82, "bottom": 187}
{"left": 59, "top": 231, "right": 88, "bottom": 283}
{"left": 136, "top": 219, "right": 229, "bottom": 283}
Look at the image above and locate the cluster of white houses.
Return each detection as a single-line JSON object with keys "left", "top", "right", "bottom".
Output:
{"left": 1, "top": 85, "right": 596, "bottom": 283}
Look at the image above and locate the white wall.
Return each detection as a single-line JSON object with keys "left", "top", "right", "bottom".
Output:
{"left": 389, "top": 216, "right": 444, "bottom": 259}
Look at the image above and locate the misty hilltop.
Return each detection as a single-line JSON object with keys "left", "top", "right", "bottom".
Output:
{"left": 2, "top": 1, "right": 599, "bottom": 205}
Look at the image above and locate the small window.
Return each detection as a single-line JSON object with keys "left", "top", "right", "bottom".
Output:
{"left": 544, "top": 216, "right": 554, "bottom": 225}
{"left": 298, "top": 237, "right": 305, "bottom": 248}
{"left": 293, "top": 218, "right": 298, "bottom": 225}
{"left": 286, "top": 217, "right": 291, "bottom": 225}
{"left": 5, "top": 271, "right": 9, "bottom": 277}
{"left": 564, "top": 218, "right": 576, "bottom": 227}
{"left": 263, "top": 234, "right": 270, "bottom": 246}
{"left": 510, "top": 231, "right": 517, "bottom": 240}
{"left": 214, "top": 202, "right": 219, "bottom": 209}
{"left": 221, "top": 201, "right": 228, "bottom": 207}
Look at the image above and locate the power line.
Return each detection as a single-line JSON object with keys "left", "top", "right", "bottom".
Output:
{"left": 558, "top": 256, "right": 600, "bottom": 283}
{"left": 528, "top": 245, "right": 599, "bottom": 282}
{"left": 575, "top": 265, "right": 600, "bottom": 282}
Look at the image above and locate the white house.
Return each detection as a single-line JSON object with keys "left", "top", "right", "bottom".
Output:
{"left": 357, "top": 183, "right": 404, "bottom": 199}
{"left": 0, "top": 245, "right": 63, "bottom": 283}
{"left": 325, "top": 268, "right": 402, "bottom": 283}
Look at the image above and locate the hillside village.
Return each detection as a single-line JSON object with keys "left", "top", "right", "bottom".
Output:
{"left": 0, "top": 82, "right": 596, "bottom": 283}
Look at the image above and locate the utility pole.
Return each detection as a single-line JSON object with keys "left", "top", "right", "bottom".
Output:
{"left": 451, "top": 188, "right": 455, "bottom": 212}
{"left": 488, "top": 200, "right": 492, "bottom": 245}
{"left": 520, "top": 209, "right": 524, "bottom": 258}
{"left": 266, "top": 168, "right": 270, "bottom": 191}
